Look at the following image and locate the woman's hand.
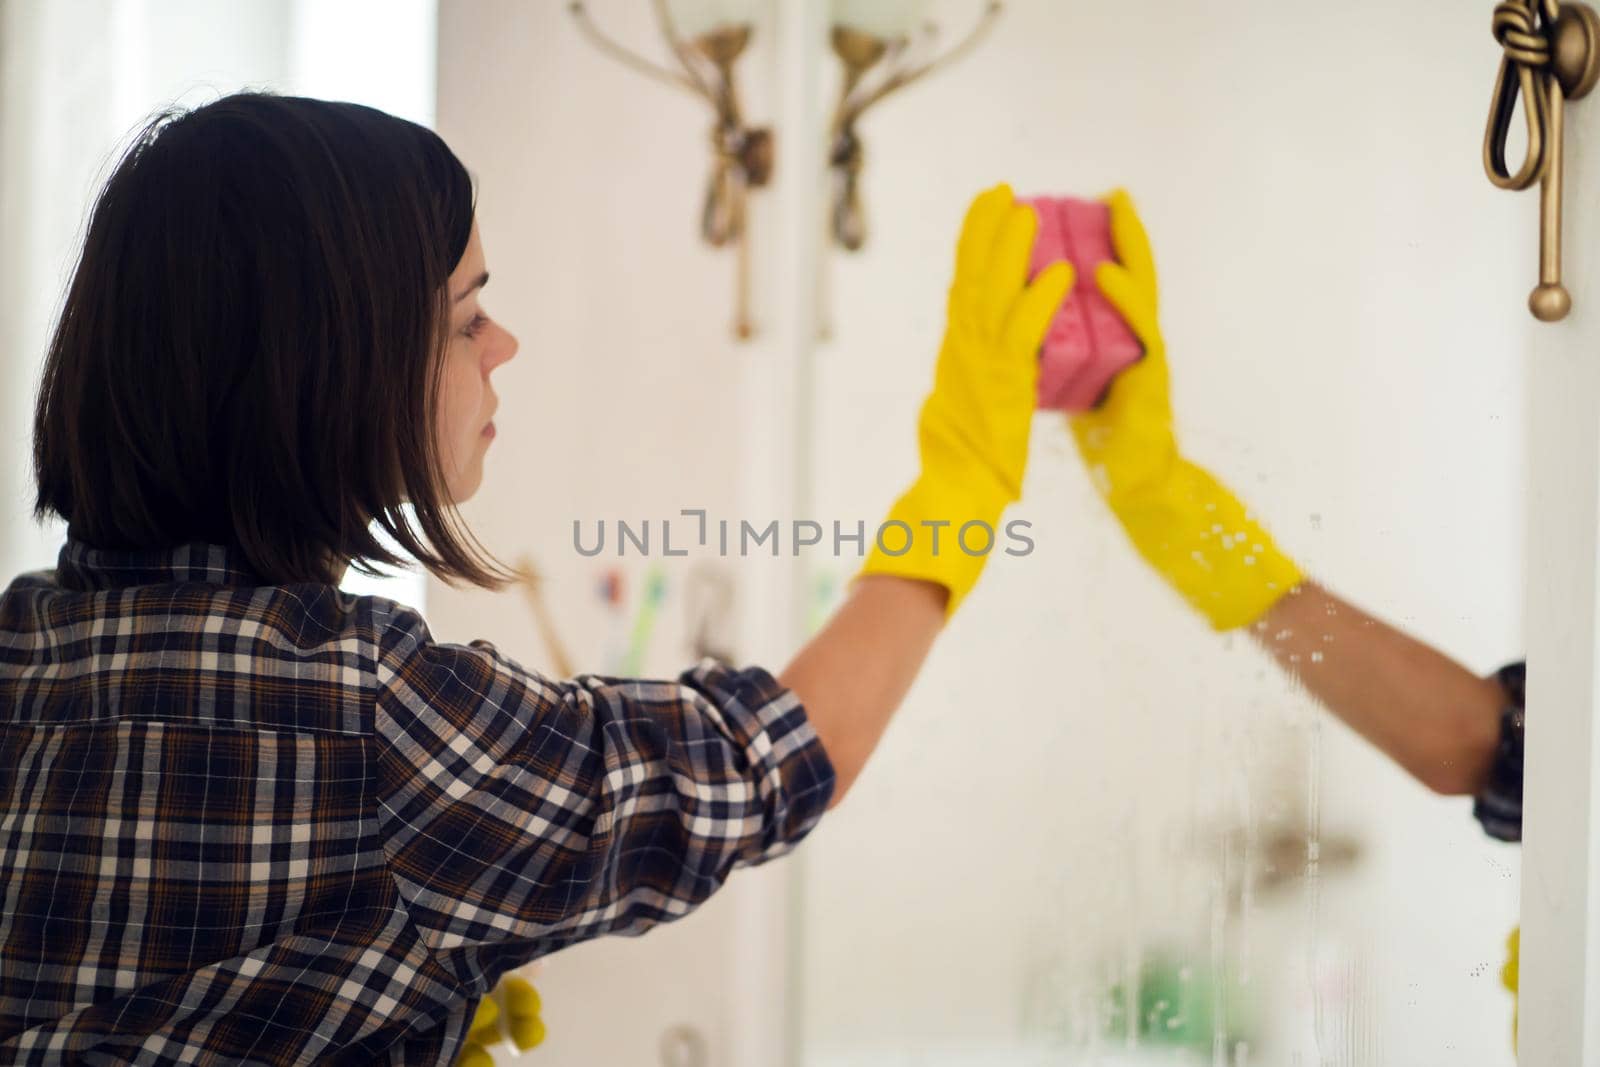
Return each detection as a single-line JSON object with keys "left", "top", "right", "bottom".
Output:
{"left": 1068, "top": 189, "right": 1177, "bottom": 500}
{"left": 857, "top": 183, "right": 1074, "bottom": 617}
{"left": 1069, "top": 190, "right": 1301, "bottom": 631}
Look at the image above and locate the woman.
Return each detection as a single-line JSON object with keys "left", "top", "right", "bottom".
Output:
{"left": 0, "top": 93, "right": 1072, "bottom": 1063}
{"left": 1074, "top": 193, "right": 1522, "bottom": 1043}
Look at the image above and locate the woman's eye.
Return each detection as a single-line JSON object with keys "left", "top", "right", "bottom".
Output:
{"left": 461, "top": 313, "right": 489, "bottom": 340}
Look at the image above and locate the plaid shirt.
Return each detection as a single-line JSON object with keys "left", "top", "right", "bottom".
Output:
{"left": 0, "top": 541, "right": 834, "bottom": 1065}
{"left": 1473, "top": 661, "right": 1525, "bottom": 843}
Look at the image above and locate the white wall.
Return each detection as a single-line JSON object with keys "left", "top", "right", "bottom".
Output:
{"left": 1, "top": 0, "right": 129, "bottom": 579}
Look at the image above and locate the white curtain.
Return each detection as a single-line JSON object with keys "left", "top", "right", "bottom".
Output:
{"left": 0, "top": 0, "right": 436, "bottom": 608}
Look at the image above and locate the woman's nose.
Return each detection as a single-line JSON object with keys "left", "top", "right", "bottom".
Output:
{"left": 487, "top": 325, "right": 518, "bottom": 371}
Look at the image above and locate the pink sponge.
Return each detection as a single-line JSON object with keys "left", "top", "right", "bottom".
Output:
{"left": 1022, "top": 196, "right": 1143, "bottom": 412}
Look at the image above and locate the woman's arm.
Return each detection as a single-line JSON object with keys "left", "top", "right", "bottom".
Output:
{"left": 779, "top": 576, "right": 947, "bottom": 807}
{"left": 781, "top": 185, "right": 1070, "bottom": 808}
{"left": 1252, "top": 580, "right": 1505, "bottom": 795}
{"left": 1065, "top": 196, "right": 1506, "bottom": 801}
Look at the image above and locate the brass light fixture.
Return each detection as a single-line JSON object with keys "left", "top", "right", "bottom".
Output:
{"left": 1484, "top": 0, "right": 1600, "bottom": 321}
{"left": 827, "top": 0, "right": 1003, "bottom": 252}
{"left": 570, "top": 0, "right": 773, "bottom": 339}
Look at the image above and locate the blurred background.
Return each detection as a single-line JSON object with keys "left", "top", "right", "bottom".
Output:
{"left": 0, "top": 1, "right": 1527, "bottom": 1063}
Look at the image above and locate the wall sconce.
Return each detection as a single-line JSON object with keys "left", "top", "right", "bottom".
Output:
{"left": 828, "top": 0, "right": 1003, "bottom": 252}
{"left": 570, "top": 0, "right": 772, "bottom": 339}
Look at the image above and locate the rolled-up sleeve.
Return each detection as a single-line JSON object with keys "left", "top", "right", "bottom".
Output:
{"left": 1473, "top": 661, "right": 1525, "bottom": 843}
{"left": 370, "top": 606, "right": 835, "bottom": 964}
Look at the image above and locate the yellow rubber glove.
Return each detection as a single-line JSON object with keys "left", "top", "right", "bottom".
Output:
{"left": 457, "top": 974, "right": 548, "bottom": 1065}
{"left": 458, "top": 997, "right": 500, "bottom": 1067}
{"left": 1502, "top": 924, "right": 1519, "bottom": 1052}
{"left": 502, "top": 975, "right": 547, "bottom": 1051}
{"left": 858, "top": 183, "right": 1074, "bottom": 616}
{"left": 1069, "top": 190, "right": 1302, "bottom": 631}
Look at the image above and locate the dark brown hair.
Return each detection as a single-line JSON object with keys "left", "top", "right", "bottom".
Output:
{"left": 33, "top": 91, "right": 507, "bottom": 588}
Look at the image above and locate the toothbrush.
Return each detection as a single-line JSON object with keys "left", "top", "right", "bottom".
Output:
{"left": 622, "top": 566, "right": 667, "bottom": 676}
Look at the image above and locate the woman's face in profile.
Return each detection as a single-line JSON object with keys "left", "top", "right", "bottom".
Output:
{"left": 436, "top": 222, "right": 518, "bottom": 503}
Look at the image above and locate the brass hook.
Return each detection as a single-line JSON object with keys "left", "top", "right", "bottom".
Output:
{"left": 1484, "top": 0, "right": 1600, "bottom": 321}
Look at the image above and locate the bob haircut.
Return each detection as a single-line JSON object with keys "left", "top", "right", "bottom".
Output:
{"left": 33, "top": 91, "right": 506, "bottom": 588}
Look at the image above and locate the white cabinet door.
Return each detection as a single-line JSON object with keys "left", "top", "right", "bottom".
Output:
{"left": 1520, "top": 71, "right": 1600, "bottom": 1067}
